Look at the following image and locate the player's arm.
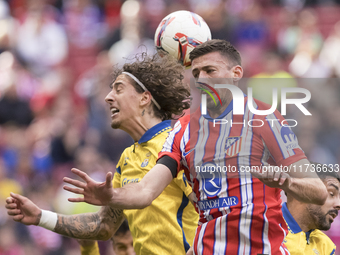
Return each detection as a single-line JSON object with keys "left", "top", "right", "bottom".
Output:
{"left": 54, "top": 206, "right": 124, "bottom": 240}
{"left": 64, "top": 159, "right": 175, "bottom": 209}
{"left": 282, "top": 159, "right": 327, "bottom": 205}
{"left": 109, "top": 162, "right": 174, "bottom": 209}
{"left": 252, "top": 159, "right": 327, "bottom": 205}
{"left": 5, "top": 193, "right": 124, "bottom": 240}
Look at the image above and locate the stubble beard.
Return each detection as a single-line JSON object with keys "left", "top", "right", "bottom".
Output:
{"left": 111, "top": 120, "right": 121, "bottom": 129}
{"left": 308, "top": 206, "right": 331, "bottom": 231}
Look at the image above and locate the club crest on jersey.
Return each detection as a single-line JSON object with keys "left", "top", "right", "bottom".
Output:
{"left": 141, "top": 158, "right": 149, "bottom": 167}
{"left": 123, "top": 157, "right": 129, "bottom": 166}
{"left": 225, "top": 137, "right": 242, "bottom": 157}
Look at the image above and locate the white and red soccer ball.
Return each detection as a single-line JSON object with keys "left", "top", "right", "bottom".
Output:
{"left": 154, "top": 10, "right": 212, "bottom": 67}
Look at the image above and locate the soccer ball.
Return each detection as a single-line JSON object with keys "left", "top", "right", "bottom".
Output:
{"left": 154, "top": 10, "right": 212, "bottom": 67}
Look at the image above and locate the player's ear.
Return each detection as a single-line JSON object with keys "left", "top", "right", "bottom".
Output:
{"left": 232, "top": 65, "right": 243, "bottom": 81}
{"left": 140, "top": 91, "right": 152, "bottom": 107}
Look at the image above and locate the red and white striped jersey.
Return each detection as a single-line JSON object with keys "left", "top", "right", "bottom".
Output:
{"left": 159, "top": 97, "right": 305, "bottom": 255}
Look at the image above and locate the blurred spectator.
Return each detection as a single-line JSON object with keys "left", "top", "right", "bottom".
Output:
{"left": 63, "top": 0, "right": 107, "bottom": 79}
{"left": 319, "top": 21, "right": 340, "bottom": 77}
{"left": 233, "top": 3, "right": 270, "bottom": 75}
{"left": 15, "top": 0, "right": 68, "bottom": 76}
{"left": 278, "top": 9, "right": 323, "bottom": 56}
{"left": 247, "top": 51, "right": 297, "bottom": 105}
{"left": 108, "top": 0, "right": 156, "bottom": 66}
{"left": 0, "top": 158, "right": 22, "bottom": 224}
{"left": 280, "top": 9, "right": 328, "bottom": 77}
{"left": 0, "top": 84, "right": 34, "bottom": 126}
{"left": 0, "top": 223, "right": 25, "bottom": 255}
{"left": 0, "top": 0, "right": 17, "bottom": 53}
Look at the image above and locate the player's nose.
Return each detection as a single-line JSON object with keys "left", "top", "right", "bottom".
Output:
{"left": 126, "top": 246, "right": 135, "bottom": 255}
{"left": 105, "top": 91, "right": 115, "bottom": 104}
{"left": 198, "top": 71, "right": 209, "bottom": 79}
{"left": 334, "top": 195, "right": 340, "bottom": 210}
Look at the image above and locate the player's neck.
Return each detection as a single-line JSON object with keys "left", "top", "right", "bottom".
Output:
{"left": 287, "top": 202, "right": 313, "bottom": 232}
{"left": 121, "top": 114, "right": 162, "bottom": 142}
{"left": 207, "top": 96, "right": 232, "bottom": 119}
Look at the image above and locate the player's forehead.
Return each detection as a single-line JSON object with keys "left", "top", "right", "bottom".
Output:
{"left": 324, "top": 177, "right": 340, "bottom": 190}
{"left": 112, "top": 231, "right": 133, "bottom": 244}
{"left": 111, "top": 74, "right": 133, "bottom": 89}
{"left": 191, "top": 51, "right": 230, "bottom": 71}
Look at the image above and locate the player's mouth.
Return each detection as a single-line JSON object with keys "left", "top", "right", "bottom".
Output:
{"left": 328, "top": 211, "right": 337, "bottom": 221}
{"left": 110, "top": 107, "right": 120, "bottom": 118}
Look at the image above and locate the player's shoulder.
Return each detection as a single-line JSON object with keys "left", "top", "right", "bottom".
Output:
{"left": 312, "top": 229, "right": 335, "bottom": 245}
{"left": 311, "top": 229, "right": 336, "bottom": 255}
{"left": 121, "top": 143, "right": 135, "bottom": 156}
{"left": 248, "top": 97, "right": 285, "bottom": 120}
{"left": 174, "top": 114, "right": 191, "bottom": 128}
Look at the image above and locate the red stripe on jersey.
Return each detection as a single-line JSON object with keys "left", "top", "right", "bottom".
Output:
{"left": 193, "top": 225, "right": 200, "bottom": 255}
{"left": 201, "top": 220, "right": 216, "bottom": 254}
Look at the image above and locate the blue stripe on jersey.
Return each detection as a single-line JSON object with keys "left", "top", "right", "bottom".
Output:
{"left": 330, "top": 248, "right": 335, "bottom": 255}
{"left": 116, "top": 166, "right": 121, "bottom": 175}
{"left": 176, "top": 192, "right": 190, "bottom": 252}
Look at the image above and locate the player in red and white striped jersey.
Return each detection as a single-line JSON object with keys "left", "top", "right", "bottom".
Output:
{"left": 60, "top": 40, "right": 327, "bottom": 255}
{"left": 159, "top": 98, "right": 303, "bottom": 254}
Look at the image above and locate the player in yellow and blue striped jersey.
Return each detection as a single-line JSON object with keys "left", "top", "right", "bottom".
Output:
{"left": 282, "top": 164, "right": 340, "bottom": 255}
{"left": 5, "top": 53, "right": 198, "bottom": 255}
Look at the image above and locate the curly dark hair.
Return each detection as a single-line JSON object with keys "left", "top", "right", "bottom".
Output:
{"left": 312, "top": 162, "right": 340, "bottom": 183}
{"left": 112, "top": 53, "right": 191, "bottom": 120}
{"left": 189, "top": 39, "right": 242, "bottom": 66}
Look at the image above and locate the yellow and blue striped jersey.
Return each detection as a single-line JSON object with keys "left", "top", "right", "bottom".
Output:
{"left": 282, "top": 202, "right": 336, "bottom": 255}
{"left": 113, "top": 120, "right": 198, "bottom": 255}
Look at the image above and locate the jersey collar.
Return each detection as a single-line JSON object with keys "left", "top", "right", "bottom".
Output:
{"left": 202, "top": 99, "right": 234, "bottom": 122}
{"left": 282, "top": 202, "right": 302, "bottom": 234}
{"left": 138, "top": 120, "right": 171, "bottom": 144}
{"left": 282, "top": 202, "right": 316, "bottom": 244}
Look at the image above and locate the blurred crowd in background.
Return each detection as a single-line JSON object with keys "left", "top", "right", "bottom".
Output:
{"left": 0, "top": 0, "right": 340, "bottom": 254}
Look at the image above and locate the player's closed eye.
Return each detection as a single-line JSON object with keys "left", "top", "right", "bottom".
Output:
{"left": 115, "top": 85, "right": 123, "bottom": 93}
{"left": 116, "top": 244, "right": 127, "bottom": 251}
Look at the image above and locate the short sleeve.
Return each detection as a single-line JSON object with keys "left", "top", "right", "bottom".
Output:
{"left": 173, "top": 170, "right": 193, "bottom": 198}
{"left": 158, "top": 119, "right": 186, "bottom": 176}
{"left": 113, "top": 171, "right": 121, "bottom": 189}
{"left": 259, "top": 110, "right": 306, "bottom": 166}
{"left": 113, "top": 155, "right": 124, "bottom": 188}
